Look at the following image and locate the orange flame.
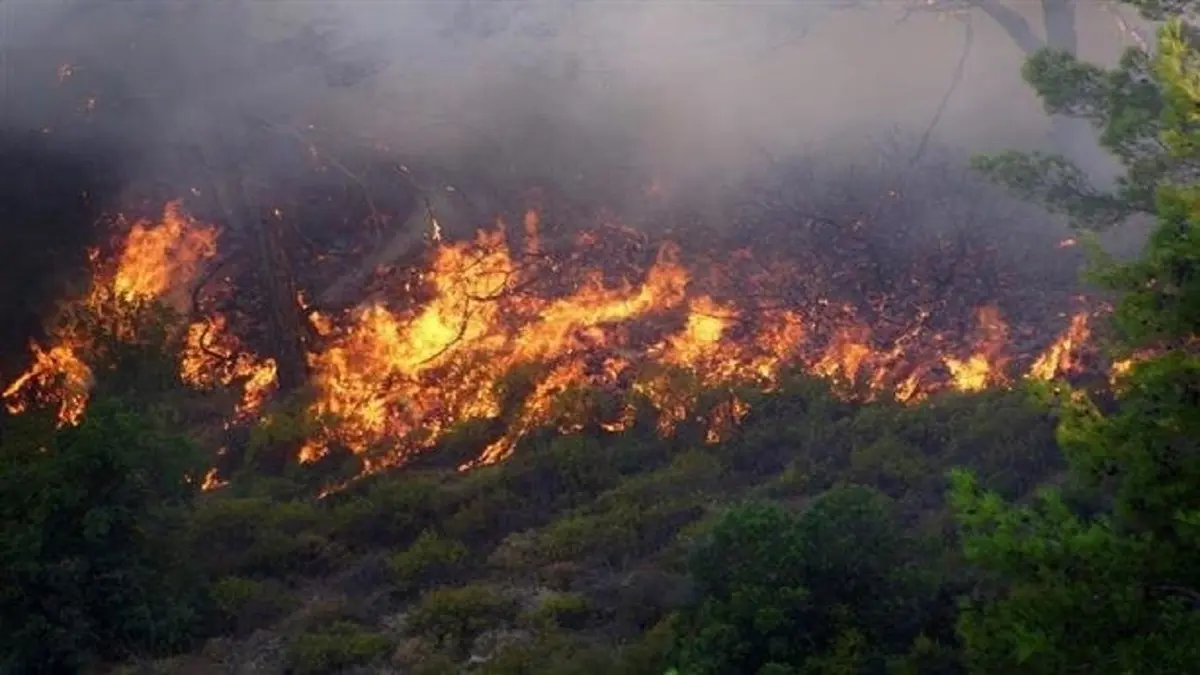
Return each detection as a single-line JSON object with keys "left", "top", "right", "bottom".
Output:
{"left": 2, "top": 344, "right": 93, "bottom": 424}
{"left": 300, "top": 218, "right": 1101, "bottom": 477}
{"left": 3, "top": 203, "right": 223, "bottom": 424}
{"left": 181, "top": 314, "right": 278, "bottom": 421}
{"left": 943, "top": 306, "right": 1010, "bottom": 392}
{"left": 303, "top": 228, "right": 691, "bottom": 466}
{"left": 110, "top": 201, "right": 218, "bottom": 311}
{"left": 7, "top": 199, "right": 1114, "bottom": 486}
{"left": 1029, "top": 313, "right": 1091, "bottom": 381}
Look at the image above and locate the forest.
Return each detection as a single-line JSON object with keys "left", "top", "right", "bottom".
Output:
{"left": 1, "top": 1, "right": 1198, "bottom": 674}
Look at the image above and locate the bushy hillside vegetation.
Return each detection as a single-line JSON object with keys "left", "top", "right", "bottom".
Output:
{"left": 2, "top": 2, "right": 1198, "bottom": 673}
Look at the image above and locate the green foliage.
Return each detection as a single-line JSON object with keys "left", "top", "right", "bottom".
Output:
{"left": 388, "top": 529, "right": 469, "bottom": 594}
{"left": 495, "top": 499, "right": 705, "bottom": 572}
{"left": 771, "top": 389, "right": 1061, "bottom": 505}
{"left": 328, "top": 471, "right": 449, "bottom": 549}
{"left": 405, "top": 583, "right": 519, "bottom": 655}
{"left": 522, "top": 592, "right": 593, "bottom": 631}
{"left": 285, "top": 620, "right": 393, "bottom": 675}
{"left": 499, "top": 433, "right": 627, "bottom": 512}
{"left": 970, "top": 12, "right": 1194, "bottom": 231}
{"left": 616, "top": 618, "right": 682, "bottom": 675}
{"left": 207, "top": 576, "right": 297, "bottom": 637}
{"left": 1059, "top": 352, "right": 1200, "bottom": 534}
{"left": 951, "top": 470, "right": 1200, "bottom": 673}
{"left": 1095, "top": 189, "right": 1200, "bottom": 345}
{"left": 955, "top": 8, "right": 1200, "bottom": 673}
{"left": 0, "top": 398, "right": 206, "bottom": 671}
{"left": 674, "top": 487, "right": 947, "bottom": 675}
{"left": 480, "top": 633, "right": 621, "bottom": 675}
{"left": 241, "top": 402, "right": 326, "bottom": 477}
{"left": 187, "top": 495, "right": 340, "bottom": 578}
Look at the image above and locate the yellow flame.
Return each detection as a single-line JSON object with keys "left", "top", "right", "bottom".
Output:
{"left": 3, "top": 203, "right": 235, "bottom": 426}
{"left": 1029, "top": 313, "right": 1091, "bottom": 381}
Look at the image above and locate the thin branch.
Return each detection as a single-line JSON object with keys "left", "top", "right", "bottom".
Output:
{"left": 912, "top": 17, "right": 975, "bottom": 166}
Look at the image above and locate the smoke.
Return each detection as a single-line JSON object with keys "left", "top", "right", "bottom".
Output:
{"left": 0, "top": 1, "right": 1145, "bottom": 194}
{"left": 0, "top": 0, "right": 1153, "bottom": 441}
{"left": 0, "top": 1, "right": 1150, "bottom": 362}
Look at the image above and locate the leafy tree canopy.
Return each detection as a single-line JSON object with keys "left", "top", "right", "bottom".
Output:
{"left": 0, "top": 382, "right": 206, "bottom": 669}
{"left": 953, "top": 5, "right": 1200, "bottom": 673}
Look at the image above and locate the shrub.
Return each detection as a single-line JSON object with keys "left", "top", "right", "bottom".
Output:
{"left": 522, "top": 592, "right": 593, "bottom": 631}
{"left": 406, "top": 584, "right": 518, "bottom": 655}
{"left": 480, "top": 633, "right": 619, "bottom": 675}
{"left": 388, "top": 530, "right": 469, "bottom": 594}
{"left": 673, "top": 488, "right": 945, "bottom": 674}
{"left": 498, "top": 434, "right": 622, "bottom": 513}
{"left": 285, "top": 620, "right": 393, "bottom": 675}
{"left": 207, "top": 576, "right": 296, "bottom": 637}
{"left": 187, "top": 496, "right": 339, "bottom": 578}
{"left": 506, "top": 499, "right": 706, "bottom": 572}
{"left": 0, "top": 398, "right": 206, "bottom": 671}
{"left": 328, "top": 473, "right": 449, "bottom": 549}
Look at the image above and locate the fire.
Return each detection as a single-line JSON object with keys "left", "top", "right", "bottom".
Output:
{"left": 180, "top": 315, "right": 278, "bottom": 421}
{"left": 2, "top": 202, "right": 229, "bottom": 424}
{"left": 814, "top": 325, "right": 874, "bottom": 385}
{"left": 110, "top": 201, "right": 218, "bottom": 311}
{"left": 6, "top": 197, "right": 1109, "bottom": 484}
{"left": 201, "top": 467, "right": 229, "bottom": 492}
{"left": 1029, "top": 313, "right": 1091, "bottom": 381}
{"left": 1, "top": 344, "right": 93, "bottom": 424}
{"left": 943, "top": 306, "right": 1010, "bottom": 392}
{"left": 301, "top": 218, "right": 1100, "bottom": 474}
{"left": 303, "top": 230, "right": 692, "bottom": 465}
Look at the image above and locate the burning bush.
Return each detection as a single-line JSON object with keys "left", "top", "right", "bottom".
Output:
{"left": 0, "top": 138, "right": 1120, "bottom": 495}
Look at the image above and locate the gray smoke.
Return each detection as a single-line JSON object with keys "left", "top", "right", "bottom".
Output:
{"left": 0, "top": 0, "right": 1150, "bottom": 216}
{"left": 0, "top": 0, "right": 1155, "bottom": 380}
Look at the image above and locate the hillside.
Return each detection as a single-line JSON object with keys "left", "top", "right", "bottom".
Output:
{"left": 2, "top": 2, "right": 1199, "bottom": 674}
{"left": 101, "top": 383, "right": 1066, "bottom": 674}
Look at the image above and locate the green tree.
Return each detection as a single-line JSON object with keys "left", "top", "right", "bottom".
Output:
{"left": 0, "top": 398, "right": 207, "bottom": 672}
{"left": 953, "top": 5, "right": 1200, "bottom": 673}
{"left": 674, "top": 487, "right": 944, "bottom": 675}
{"left": 971, "top": 3, "right": 1196, "bottom": 230}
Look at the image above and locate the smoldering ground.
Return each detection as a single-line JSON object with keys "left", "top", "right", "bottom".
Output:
{"left": 0, "top": 1, "right": 1149, "bottom": 368}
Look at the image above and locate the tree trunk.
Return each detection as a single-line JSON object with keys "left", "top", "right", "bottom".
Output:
{"left": 200, "top": 145, "right": 310, "bottom": 392}
{"left": 244, "top": 197, "right": 310, "bottom": 392}
{"left": 976, "top": 0, "right": 1086, "bottom": 155}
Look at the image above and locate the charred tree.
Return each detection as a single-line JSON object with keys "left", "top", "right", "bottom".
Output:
{"left": 198, "top": 144, "right": 310, "bottom": 392}
{"left": 249, "top": 208, "right": 311, "bottom": 393}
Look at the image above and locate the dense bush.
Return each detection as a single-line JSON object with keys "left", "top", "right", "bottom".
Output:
{"left": 406, "top": 583, "right": 520, "bottom": 655}
{"left": 187, "top": 495, "right": 340, "bottom": 579}
{"left": 672, "top": 487, "right": 952, "bottom": 674}
{"left": 0, "top": 399, "right": 207, "bottom": 671}
{"left": 389, "top": 529, "right": 470, "bottom": 594}
{"left": 207, "top": 576, "right": 298, "bottom": 637}
{"left": 284, "top": 620, "right": 393, "bottom": 675}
